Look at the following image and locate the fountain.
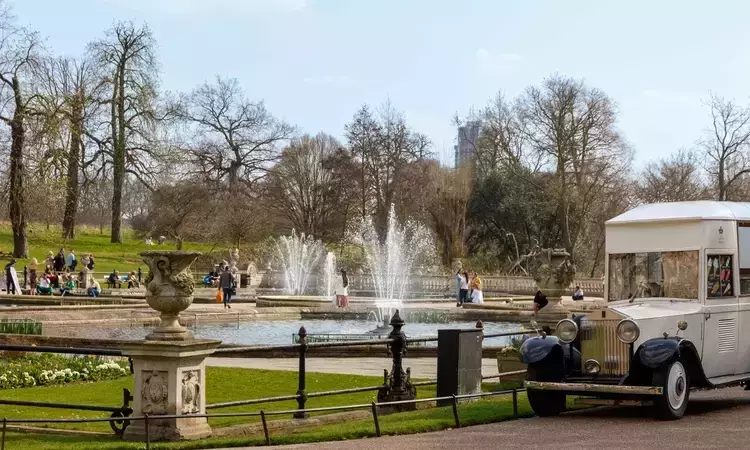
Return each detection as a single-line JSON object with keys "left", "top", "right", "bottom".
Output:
{"left": 352, "top": 204, "right": 434, "bottom": 329}
{"left": 274, "top": 229, "right": 325, "bottom": 296}
{"left": 323, "top": 251, "right": 337, "bottom": 298}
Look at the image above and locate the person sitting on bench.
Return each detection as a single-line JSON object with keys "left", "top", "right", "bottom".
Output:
{"left": 60, "top": 276, "right": 75, "bottom": 297}
{"left": 107, "top": 270, "right": 122, "bottom": 288}
{"left": 36, "top": 274, "right": 52, "bottom": 295}
{"left": 572, "top": 285, "right": 584, "bottom": 300}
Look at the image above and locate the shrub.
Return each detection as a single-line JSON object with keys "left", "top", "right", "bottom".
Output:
{"left": 0, "top": 353, "right": 129, "bottom": 389}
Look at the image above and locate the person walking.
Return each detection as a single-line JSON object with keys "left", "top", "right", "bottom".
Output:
{"left": 220, "top": 266, "right": 234, "bottom": 309}
{"left": 66, "top": 250, "right": 77, "bottom": 271}
{"left": 53, "top": 249, "right": 65, "bottom": 273}
{"left": 4, "top": 259, "right": 17, "bottom": 295}
{"left": 456, "top": 270, "right": 469, "bottom": 307}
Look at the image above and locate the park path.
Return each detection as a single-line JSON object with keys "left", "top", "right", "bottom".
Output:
{"left": 206, "top": 357, "right": 499, "bottom": 379}
{"left": 220, "top": 388, "right": 750, "bottom": 450}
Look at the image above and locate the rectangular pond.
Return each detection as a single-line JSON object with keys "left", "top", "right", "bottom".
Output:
{"left": 46, "top": 319, "right": 523, "bottom": 347}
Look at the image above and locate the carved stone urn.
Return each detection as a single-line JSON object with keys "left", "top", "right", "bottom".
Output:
{"left": 141, "top": 250, "right": 201, "bottom": 341}
{"left": 532, "top": 248, "right": 575, "bottom": 328}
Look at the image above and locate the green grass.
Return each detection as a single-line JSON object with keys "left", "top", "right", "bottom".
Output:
{"left": 0, "top": 394, "right": 530, "bottom": 450}
{"left": 0, "top": 368, "right": 529, "bottom": 450}
{"left": 0, "top": 367, "right": 441, "bottom": 433}
{"left": 0, "top": 222, "right": 216, "bottom": 274}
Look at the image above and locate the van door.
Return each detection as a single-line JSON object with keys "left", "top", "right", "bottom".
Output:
{"left": 702, "top": 252, "right": 739, "bottom": 378}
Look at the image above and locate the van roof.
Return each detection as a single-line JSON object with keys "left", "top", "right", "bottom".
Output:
{"left": 607, "top": 201, "right": 750, "bottom": 225}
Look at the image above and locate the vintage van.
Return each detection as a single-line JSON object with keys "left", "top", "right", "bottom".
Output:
{"left": 520, "top": 201, "right": 750, "bottom": 420}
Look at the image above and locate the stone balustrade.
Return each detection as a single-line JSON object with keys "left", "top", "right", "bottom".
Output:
{"left": 254, "top": 271, "right": 604, "bottom": 297}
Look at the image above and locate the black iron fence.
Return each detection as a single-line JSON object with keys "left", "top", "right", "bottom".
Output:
{"left": 0, "top": 314, "right": 533, "bottom": 444}
{"left": 0, "top": 387, "right": 526, "bottom": 449}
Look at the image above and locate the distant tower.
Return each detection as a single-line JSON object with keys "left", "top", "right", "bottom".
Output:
{"left": 454, "top": 121, "right": 481, "bottom": 168}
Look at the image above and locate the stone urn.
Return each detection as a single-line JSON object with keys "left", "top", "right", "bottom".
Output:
{"left": 141, "top": 250, "right": 201, "bottom": 341}
{"left": 533, "top": 248, "right": 575, "bottom": 328}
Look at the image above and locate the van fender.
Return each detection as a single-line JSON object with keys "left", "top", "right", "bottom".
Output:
{"left": 519, "top": 336, "right": 562, "bottom": 365}
{"left": 632, "top": 337, "right": 709, "bottom": 387}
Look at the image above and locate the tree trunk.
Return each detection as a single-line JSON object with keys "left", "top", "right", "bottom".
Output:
{"left": 8, "top": 76, "right": 27, "bottom": 259}
{"left": 110, "top": 69, "right": 124, "bottom": 244}
{"left": 718, "top": 159, "right": 726, "bottom": 201}
{"left": 62, "top": 89, "right": 84, "bottom": 239}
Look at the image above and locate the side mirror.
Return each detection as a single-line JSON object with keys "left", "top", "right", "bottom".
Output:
{"left": 677, "top": 321, "right": 688, "bottom": 332}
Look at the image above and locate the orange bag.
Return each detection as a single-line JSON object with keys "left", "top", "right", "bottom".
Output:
{"left": 215, "top": 289, "right": 223, "bottom": 303}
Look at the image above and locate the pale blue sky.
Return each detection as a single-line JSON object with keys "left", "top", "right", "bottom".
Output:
{"left": 13, "top": 0, "right": 750, "bottom": 168}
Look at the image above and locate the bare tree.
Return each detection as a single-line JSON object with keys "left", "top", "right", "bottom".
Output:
{"left": 177, "top": 76, "right": 295, "bottom": 193}
{"left": 266, "top": 133, "right": 345, "bottom": 238}
{"left": 146, "top": 181, "right": 213, "bottom": 250}
{"left": 698, "top": 94, "right": 750, "bottom": 201}
{"left": 426, "top": 165, "right": 473, "bottom": 265}
{"left": 518, "top": 75, "right": 632, "bottom": 255}
{"left": 345, "top": 101, "right": 431, "bottom": 241}
{"left": 0, "top": 3, "right": 42, "bottom": 257}
{"left": 89, "top": 21, "right": 159, "bottom": 243}
{"left": 636, "top": 149, "right": 709, "bottom": 203}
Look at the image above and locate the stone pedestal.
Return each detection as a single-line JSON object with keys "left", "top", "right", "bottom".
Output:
{"left": 121, "top": 339, "right": 221, "bottom": 442}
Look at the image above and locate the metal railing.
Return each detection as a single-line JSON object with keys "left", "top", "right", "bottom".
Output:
{"left": 0, "top": 317, "right": 532, "bottom": 442}
{"left": 0, "top": 387, "right": 526, "bottom": 449}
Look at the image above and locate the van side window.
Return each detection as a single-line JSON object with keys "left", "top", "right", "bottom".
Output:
{"left": 739, "top": 223, "right": 750, "bottom": 295}
{"left": 707, "top": 255, "right": 733, "bottom": 298}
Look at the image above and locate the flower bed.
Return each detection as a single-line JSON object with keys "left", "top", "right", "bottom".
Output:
{"left": 0, "top": 353, "right": 129, "bottom": 389}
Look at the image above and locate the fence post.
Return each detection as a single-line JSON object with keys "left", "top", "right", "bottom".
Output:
{"left": 1, "top": 417, "right": 6, "bottom": 450}
{"left": 293, "top": 326, "right": 308, "bottom": 419}
{"left": 144, "top": 414, "right": 150, "bottom": 450}
{"left": 451, "top": 394, "right": 461, "bottom": 428}
{"left": 370, "top": 401, "right": 381, "bottom": 437}
{"left": 512, "top": 389, "right": 518, "bottom": 418}
{"left": 260, "top": 410, "right": 270, "bottom": 445}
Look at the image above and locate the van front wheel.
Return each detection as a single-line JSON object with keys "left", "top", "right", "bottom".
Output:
{"left": 652, "top": 360, "right": 689, "bottom": 420}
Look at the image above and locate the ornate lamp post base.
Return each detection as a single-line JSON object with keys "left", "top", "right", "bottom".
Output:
{"left": 121, "top": 340, "right": 221, "bottom": 442}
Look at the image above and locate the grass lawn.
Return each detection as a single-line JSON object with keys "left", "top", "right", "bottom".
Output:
{"left": 0, "top": 367, "right": 530, "bottom": 450}
{"left": 1, "top": 389, "right": 530, "bottom": 450}
{"left": 0, "top": 223, "right": 216, "bottom": 275}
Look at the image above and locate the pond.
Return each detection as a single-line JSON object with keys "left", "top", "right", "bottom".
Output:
{"left": 47, "top": 319, "right": 523, "bottom": 347}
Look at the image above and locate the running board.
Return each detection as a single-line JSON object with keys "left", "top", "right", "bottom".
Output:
{"left": 707, "top": 373, "right": 750, "bottom": 388}
{"left": 574, "top": 398, "right": 653, "bottom": 407}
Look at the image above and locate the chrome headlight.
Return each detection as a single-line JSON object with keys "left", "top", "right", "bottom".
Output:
{"left": 555, "top": 319, "right": 578, "bottom": 344}
{"left": 616, "top": 319, "right": 640, "bottom": 344}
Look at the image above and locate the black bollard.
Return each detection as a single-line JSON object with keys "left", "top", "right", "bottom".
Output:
{"left": 23, "top": 266, "right": 27, "bottom": 290}
{"left": 137, "top": 267, "right": 142, "bottom": 283}
{"left": 377, "top": 310, "right": 416, "bottom": 411}
{"left": 293, "top": 326, "right": 308, "bottom": 419}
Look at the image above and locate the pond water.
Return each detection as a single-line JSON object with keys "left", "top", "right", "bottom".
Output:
{"left": 48, "top": 319, "right": 522, "bottom": 347}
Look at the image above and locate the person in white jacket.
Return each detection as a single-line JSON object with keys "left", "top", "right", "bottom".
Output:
{"left": 335, "top": 269, "right": 349, "bottom": 308}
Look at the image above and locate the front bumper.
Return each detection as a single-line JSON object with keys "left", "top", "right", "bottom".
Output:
{"left": 524, "top": 381, "right": 663, "bottom": 396}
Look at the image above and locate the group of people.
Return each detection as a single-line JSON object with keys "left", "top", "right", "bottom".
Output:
{"left": 105, "top": 270, "right": 140, "bottom": 289}
{"left": 455, "top": 270, "right": 483, "bottom": 306}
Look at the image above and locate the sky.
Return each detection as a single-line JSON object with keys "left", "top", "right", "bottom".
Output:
{"left": 12, "top": 0, "right": 750, "bottom": 168}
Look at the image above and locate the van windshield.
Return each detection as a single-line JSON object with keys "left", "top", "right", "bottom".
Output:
{"left": 608, "top": 251, "right": 699, "bottom": 301}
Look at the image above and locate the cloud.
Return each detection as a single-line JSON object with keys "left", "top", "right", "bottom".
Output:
{"left": 475, "top": 48, "right": 523, "bottom": 75}
{"left": 303, "top": 75, "right": 352, "bottom": 85}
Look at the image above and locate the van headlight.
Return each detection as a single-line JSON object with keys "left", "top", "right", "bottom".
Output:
{"left": 555, "top": 319, "right": 578, "bottom": 344}
{"left": 616, "top": 319, "right": 640, "bottom": 344}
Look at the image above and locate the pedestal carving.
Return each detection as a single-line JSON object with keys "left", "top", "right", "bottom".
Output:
{"left": 142, "top": 370, "right": 169, "bottom": 415}
{"left": 181, "top": 370, "right": 200, "bottom": 414}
